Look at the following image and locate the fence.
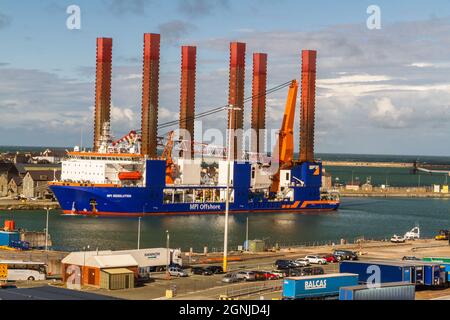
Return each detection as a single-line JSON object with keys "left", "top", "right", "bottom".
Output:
{"left": 222, "top": 280, "right": 283, "bottom": 298}
{"left": 265, "top": 235, "right": 393, "bottom": 251}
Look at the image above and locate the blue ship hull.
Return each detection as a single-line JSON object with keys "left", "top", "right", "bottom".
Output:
{"left": 50, "top": 160, "right": 339, "bottom": 217}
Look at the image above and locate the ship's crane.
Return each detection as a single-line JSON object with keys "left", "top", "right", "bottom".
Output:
{"left": 112, "top": 130, "right": 138, "bottom": 147}
{"left": 269, "top": 80, "right": 299, "bottom": 193}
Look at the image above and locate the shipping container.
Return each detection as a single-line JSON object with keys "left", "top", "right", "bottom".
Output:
{"left": 340, "top": 261, "right": 413, "bottom": 284}
{"left": 339, "top": 282, "right": 415, "bottom": 300}
{"left": 426, "top": 262, "right": 450, "bottom": 283}
{"left": 423, "top": 257, "right": 450, "bottom": 264}
{"left": 282, "top": 273, "right": 358, "bottom": 300}
{"left": 419, "top": 262, "right": 444, "bottom": 286}
{"left": 0, "top": 231, "right": 20, "bottom": 247}
{"left": 248, "top": 240, "right": 265, "bottom": 253}
{"left": 339, "top": 260, "right": 445, "bottom": 287}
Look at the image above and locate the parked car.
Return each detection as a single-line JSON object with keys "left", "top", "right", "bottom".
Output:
{"left": 253, "top": 271, "right": 266, "bottom": 281}
{"left": 281, "top": 268, "right": 302, "bottom": 277}
{"left": 322, "top": 254, "right": 338, "bottom": 263}
{"left": 168, "top": 267, "right": 188, "bottom": 277}
{"left": 391, "top": 235, "right": 406, "bottom": 243}
{"left": 402, "top": 256, "right": 422, "bottom": 261}
{"left": 311, "top": 267, "right": 325, "bottom": 275}
{"left": 191, "top": 267, "right": 213, "bottom": 275}
{"left": 293, "top": 258, "right": 310, "bottom": 267}
{"left": 205, "top": 265, "right": 224, "bottom": 274}
{"left": 304, "top": 255, "right": 327, "bottom": 265}
{"left": 435, "top": 230, "right": 449, "bottom": 241}
{"left": 270, "top": 270, "right": 285, "bottom": 278}
{"left": 236, "top": 271, "right": 256, "bottom": 281}
{"left": 261, "top": 271, "right": 280, "bottom": 280}
{"left": 275, "top": 259, "right": 296, "bottom": 270}
{"left": 333, "top": 250, "right": 358, "bottom": 261}
{"left": 298, "top": 266, "right": 325, "bottom": 276}
{"left": 169, "top": 263, "right": 183, "bottom": 269}
{"left": 222, "top": 273, "right": 240, "bottom": 283}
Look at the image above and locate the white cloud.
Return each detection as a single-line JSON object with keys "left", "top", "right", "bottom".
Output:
{"left": 369, "top": 98, "right": 413, "bottom": 129}
{"left": 318, "top": 74, "right": 392, "bottom": 85}
{"left": 111, "top": 105, "right": 134, "bottom": 122}
{"left": 408, "top": 62, "right": 434, "bottom": 68}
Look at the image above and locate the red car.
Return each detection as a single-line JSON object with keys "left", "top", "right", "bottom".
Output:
{"left": 262, "top": 271, "right": 280, "bottom": 280}
{"left": 322, "top": 254, "right": 338, "bottom": 263}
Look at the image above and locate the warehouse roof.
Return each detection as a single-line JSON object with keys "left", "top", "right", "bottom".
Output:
{"left": 62, "top": 251, "right": 113, "bottom": 265}
{"left": 90, "top": 255, "right": 138, "bottom": 268}
{"left": 62, "top": 252, "right": 138, "bottom": 268}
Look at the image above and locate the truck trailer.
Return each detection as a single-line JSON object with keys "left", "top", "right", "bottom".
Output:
{"left": 339, "top": 260, "right": 445, "bottom": 287}
{"left": 282, "top": 273, "right": 359, "bottom": 300}
{"left": 114, "top": 248, "right": 183, "bottom": 275}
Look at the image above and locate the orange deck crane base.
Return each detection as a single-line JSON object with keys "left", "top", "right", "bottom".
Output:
{"left": 270, "top": 80, "right": 299, "bottom": 193}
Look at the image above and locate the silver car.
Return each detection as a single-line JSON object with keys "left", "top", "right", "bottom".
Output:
{"left": 168, "top": 267, "right": 188, "bottom": 277}
{"left": 293, "top": 258, "right": 311, "bottom": 267}
{"left": 222, "top": 273, "right": 240, "bottom": 283}
{"left": 236, "top": 271, "right": 256, "bottom": 281}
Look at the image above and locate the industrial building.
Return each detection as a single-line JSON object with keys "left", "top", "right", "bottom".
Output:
{"left": 62, "top": 248, "right": 182, "bottom": 290}
{"left": 62, "top": 251, "right": 138, "bottom": 289}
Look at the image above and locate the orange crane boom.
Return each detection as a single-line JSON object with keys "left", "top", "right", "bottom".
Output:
{"left": 161, "top": 131, "right": 176, "bottom": 184}
{"left": 270, "top": 80, "right": 299, "bottom": 193}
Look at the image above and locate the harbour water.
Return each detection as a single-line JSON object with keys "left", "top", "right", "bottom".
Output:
{"left": 1, "top": 197, "right": 448, "bottom": 252}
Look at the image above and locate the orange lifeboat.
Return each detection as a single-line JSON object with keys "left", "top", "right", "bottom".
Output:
{"left": 4, "top": 220, "right": 15, "bottom": 231}
{"left": 118, "top": 171, "right": 142, "bottom": 181}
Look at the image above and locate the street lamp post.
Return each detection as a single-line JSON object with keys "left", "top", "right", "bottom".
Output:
{"left": 137, "top": 217, "right": 142, "bottom": 250}
{"left": 223, "top": 105, "right": 241, "bottom": 273}
{"left": 44, "top": 207, "right": 51, "bottom": 251}
{"left": 83, "top": 245, "right": 90, "bottom": 285}
{"left": 166, "top": 230, "right": 170, "bottom": 278}
{"left": 246, "top": 216, "right": 249, "bottom": 251}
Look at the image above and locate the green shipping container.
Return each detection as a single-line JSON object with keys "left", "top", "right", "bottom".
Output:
{"left": 248, "top": 240, "right": 265, "bottom": 253}
{"left": 423, "top": 257, "right": 450, "bottom": 264}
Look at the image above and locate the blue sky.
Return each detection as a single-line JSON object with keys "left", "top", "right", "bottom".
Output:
{"left": 2, "top": 0, "right": 450, "bottom": 156}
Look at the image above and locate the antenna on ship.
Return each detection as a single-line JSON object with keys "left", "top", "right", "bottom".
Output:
{"left": 80, "top": 127, "right": 83, "bottom": 152}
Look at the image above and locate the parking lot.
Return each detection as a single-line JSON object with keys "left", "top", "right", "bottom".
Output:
{"left": 88, "top": 251, "right": 341, "bottom": 300}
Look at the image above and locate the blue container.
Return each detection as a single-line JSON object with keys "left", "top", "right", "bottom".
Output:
{"left": 420, "top": 263, "right": 443, "bottom": 286}
{"left": 0, "top": 231, "right": 20, "bottom": 246}
{"left": 339, "top": 282, "right": 415, "bottom": 300}
{"left": 340, "top": 260, "right": 444, "bottom": 287}
{"left": 283, "top": 273, "right": 359, "bottom": 300}
{"left": 340, "top": 261, "right": 413, "bottom": 284}
{"left": 440, "top": 264, "right": 450, "bottom": 283}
